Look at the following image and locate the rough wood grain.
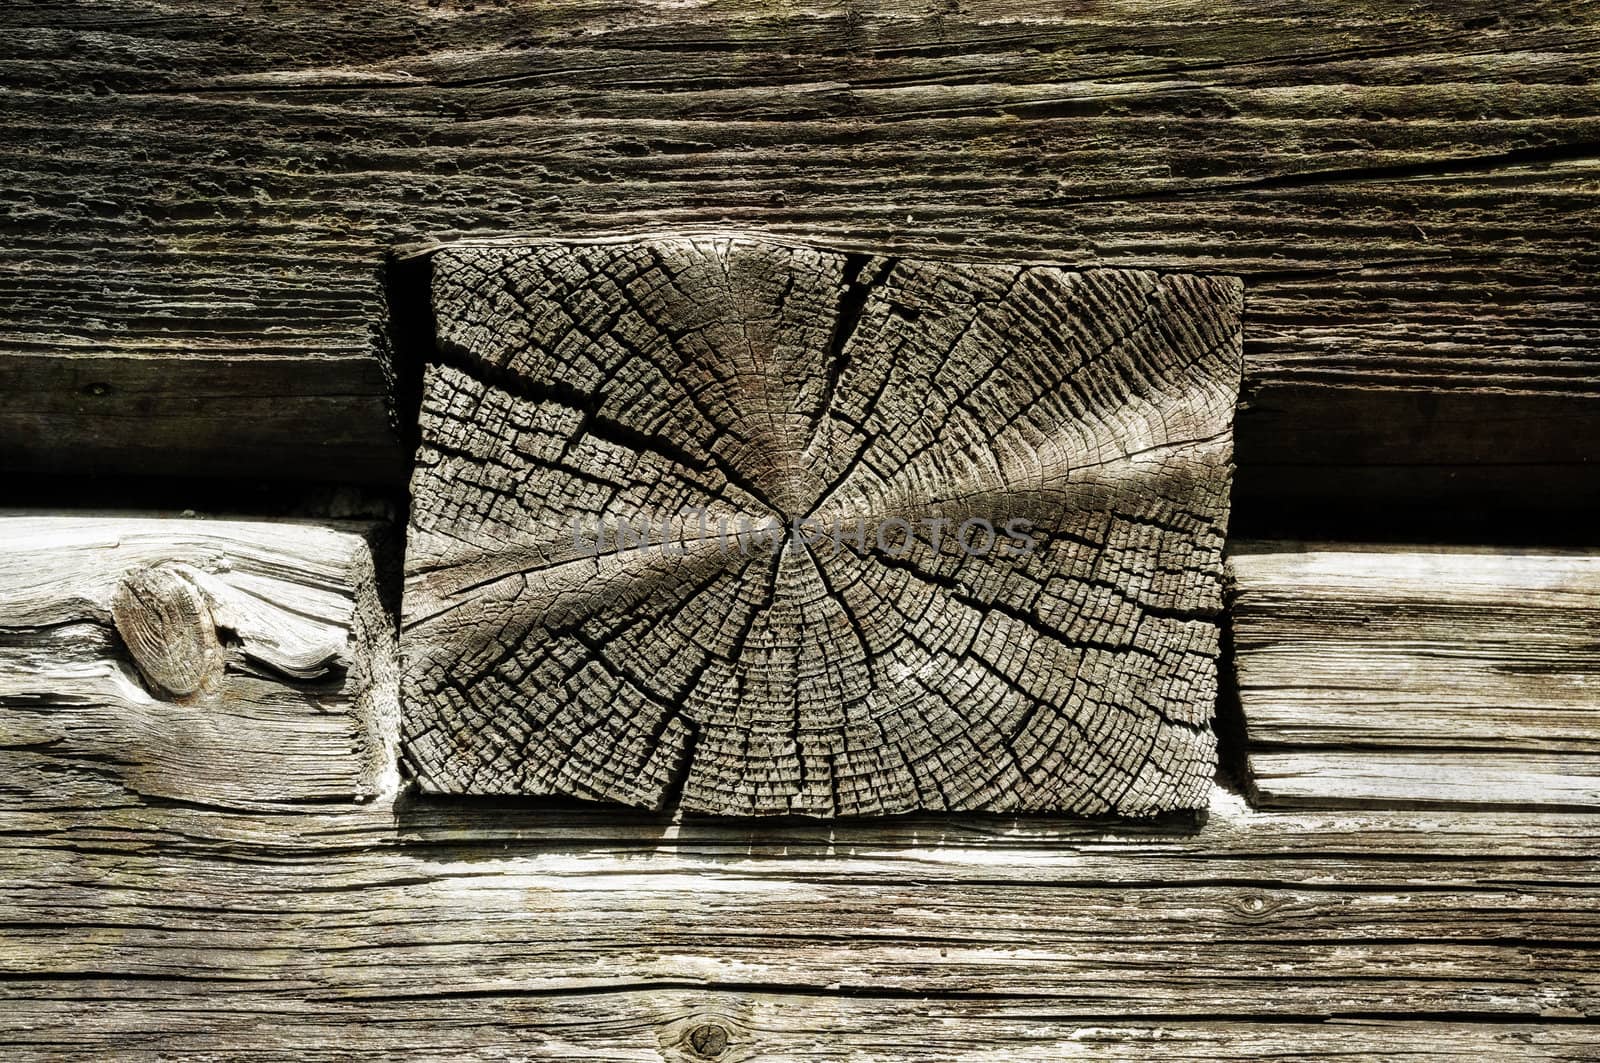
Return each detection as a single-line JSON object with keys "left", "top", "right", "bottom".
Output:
{"left": 0, "top": 790, "right": 1596, "bottom": 1058}
{"left": 9, "top": 1005, "right": 1587, "bottom": 1063}
{"left": 1230, "top": 542, "right": 1600, "bottom": 810}
{"left": 402, "top": 237, "right": 1240, "bottom": 817}
{"left": 2, "top": 0, "right": 1597, "bottom": 530}
{"left": 0, "top": 515, "right": 398, "bottom": 810}
{"left": 2, "top": 997, "right": 1596, "bottom": 1062}
{"left": 0, "top": 501, "right": 1592, "bottom": 1061}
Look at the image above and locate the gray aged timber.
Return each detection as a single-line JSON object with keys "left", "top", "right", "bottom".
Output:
{"left": 1232, "top": 542, "right": 1600, "bottom": 810}
{"left": 0, "top": 516, "right": 1597, "bottom": 1057}
{"left": 401, "top": 237, "right": 1241, "bottom": 817}
{"left": 0, "top": 515, "right": 396, "bottom": 810}
{"left": 1, "top": 1, "right": 1596, "bottom": 533}
{"left": 2, "top": 0, "right": 1599, "bottom": 1054}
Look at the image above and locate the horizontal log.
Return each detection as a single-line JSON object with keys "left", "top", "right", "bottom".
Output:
{"left": 1230, "top": 542, "right": 1600, "bottom": 810}
{"left": 0, "top": 790, "right": 1596, "bottom": 1056}
{"left": 1, "top": 995, "right": 1596, "bottom": 1062}
{"left": 0, "top": 514, "right": 398, "bottom": 811}
{"left": 0, "top": 505, "right": 1593, "bottom": 1061}
{"left": 2, "top": 1, "right": 1598, "bottom": 530}
{"left": 1234, "top": 387, "right": 1600, "bottom": 541}
{"left": 0, "top": 351, "right": 403, "bottom": 485}
{"left": 2, "top": 523, "right": 1594, "bottom": 1053}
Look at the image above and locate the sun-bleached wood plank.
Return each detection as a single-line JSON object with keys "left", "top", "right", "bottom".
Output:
{"left": 0, "top": 789, "right": 1596, "bottom": 1058}
{"left": 0, "top": 514, "right": 398, "bottom": 811}
{"left": 1231, "top": 543, "right": 1600, "bottom": 810}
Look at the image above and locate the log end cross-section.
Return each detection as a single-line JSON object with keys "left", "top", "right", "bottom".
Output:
{"left": 401, "top": 237, "right": 1242, "bottom": 817}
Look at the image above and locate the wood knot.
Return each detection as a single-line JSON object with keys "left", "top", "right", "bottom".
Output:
{"left": 110, "top": 563, "right": 225, "bottom": 700}
{"left": 1228, "top": 890, "right": 1287, "bottom": 922}
{"left": 685, "top": 1022, "right": 729, "bottom": 1058}
{"left": 658, "top": 1007, "right": 748, "bottom": 1062}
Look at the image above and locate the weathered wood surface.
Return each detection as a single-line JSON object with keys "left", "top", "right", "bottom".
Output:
{"left": 404, "top": 238, "right": 1239, "bottom": 817}
{"left": 1231, "top": 542, "right": 1600, "bottom": 810}
{"left": 3, "top": 0, "right": 1598, "bottom": 530}
{"left": 1, "top": 517, "right": 1596, "bottom": 1056}
{"left": 0, "top": 515, "right": 397, "bottom": 810}
{"left": 6, "top": 1003, "right": 1595, "bottom": 1063}
{"left": 1, "top": 790, "right": 1597, "bottom": 1058}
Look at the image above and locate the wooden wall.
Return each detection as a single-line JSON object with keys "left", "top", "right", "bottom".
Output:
{"left": 6, "top": 0, "right": 1598, "bottom": 535}
{"left": 2, "top": 1, "right": 1597, "bottom": 1058}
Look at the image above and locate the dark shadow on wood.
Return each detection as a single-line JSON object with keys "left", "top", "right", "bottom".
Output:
{"left": 1214, "top": 566, "right": 1257, "bottom": 803}
{"left": 381, "top": 249, "right": 437, "bottom": 463}
{"left": 1231, "top": 386, "right": 1599, "bottom": 545}
{"left": 389, "top": 788, "right": 1211, "bottom": 857}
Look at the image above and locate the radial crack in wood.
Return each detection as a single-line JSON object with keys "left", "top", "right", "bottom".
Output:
{"left": 402, "top": 236, "right": 1242, "bottom": 817}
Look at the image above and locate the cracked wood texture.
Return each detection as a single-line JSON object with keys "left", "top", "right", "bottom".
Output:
{"left": 402, "top": 237, "right": 1241, "bottom": 817}
{"left": 1231, "top": 542, "right": 1600, "bottom": 811}
{"left": 2, "top": 526, "right": 1598, "bottom": 1057}
{"left": 2, "top": 0, "right": 1598, "bottom": 537}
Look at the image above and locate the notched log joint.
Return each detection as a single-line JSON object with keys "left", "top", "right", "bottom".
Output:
{"left": 402, "top": 235, "right": 1245, "bottom": 818}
